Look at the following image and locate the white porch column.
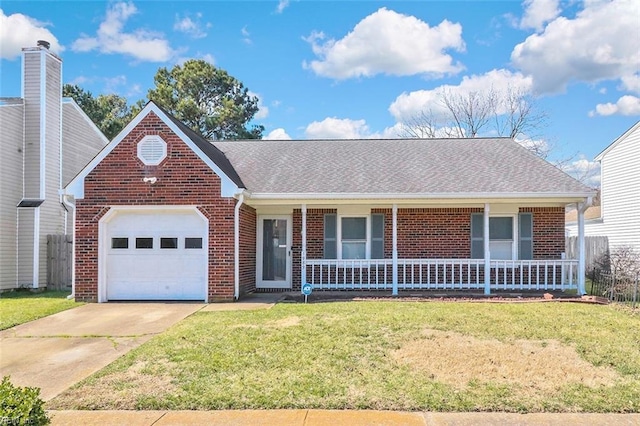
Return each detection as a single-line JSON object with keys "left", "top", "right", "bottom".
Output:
{"left": 577, "top": 201, "right": 587, "bottom": 295}
{"left": 483, "top": 203, "right": 491, "bottom": 295}
{"left": 392, "top": 204, "right": 398, "bottom": 296}
{"left": 301, "top": 204, "right": 307, "bottom": 291}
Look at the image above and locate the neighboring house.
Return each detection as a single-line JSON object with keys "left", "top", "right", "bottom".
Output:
{"left": 0, "top": 41, "right": 108, "bottom": 292}
{"left": 65, "top": 102, "right": 595, "bottom": 303}
{"left": 566, "top": 121, "right": 640, "bottom": 253}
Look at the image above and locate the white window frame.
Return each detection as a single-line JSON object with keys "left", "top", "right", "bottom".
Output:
{"left": 489, "top": 214, "right": 518, "bottom": 260}
{"left": 337, "top": 215, "right": 371, "bottom": 260}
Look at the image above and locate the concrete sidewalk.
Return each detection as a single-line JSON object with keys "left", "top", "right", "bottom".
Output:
{"left": 48, "top": 410, "right": 640, "bottom": 425}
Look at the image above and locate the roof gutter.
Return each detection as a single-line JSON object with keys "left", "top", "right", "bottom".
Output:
{"left": 245, "top": 191, "right": 597, "bottom": 200}
{"left": 233, "top": 190, "right": 246, "bottom": 300}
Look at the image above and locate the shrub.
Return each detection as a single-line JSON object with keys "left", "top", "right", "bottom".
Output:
{"left": 0, "top": 376, "right": 49, "bottom": 425}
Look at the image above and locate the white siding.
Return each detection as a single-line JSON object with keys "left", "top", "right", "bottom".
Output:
{"left": 61, "top": 101, "right": 108, "bottom": 235}
{"left": 599, "top": 124, "right": 640, "bottom": 252}
{"left": 0, "top": 103, "right": 24, "bottom": 290}
{"left": 37, "top": 52, "right": 64, "bottom": 285}
{"left": 23, "top": 51, "right": 42, "bottom": 199}
{"left": 569, "top": 123, "right": 640, "bottom": 252}
{"left": 565, "top": 221, "right": 607, "bottom": 238}
{"left": 17, "top": 209, "right": 35, "bottom": 286}
{"left": 61, "top": 101, "right": 108, "bottom": 187}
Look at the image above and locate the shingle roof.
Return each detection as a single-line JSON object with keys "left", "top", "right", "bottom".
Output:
{"left": 156, "top": 104, "right": 245, "bottom": 189}
{"left": 211, "top": 138, "right": 592, "bottom": 196}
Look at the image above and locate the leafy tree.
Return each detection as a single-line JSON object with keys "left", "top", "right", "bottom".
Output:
{"left": 63, "top": 84, "right": 134, "bottom": 140}
{"left": 147, "top": 60, "right": 263, "bottom": 140}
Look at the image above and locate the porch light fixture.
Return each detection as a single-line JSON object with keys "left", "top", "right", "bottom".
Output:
{"left": 143, "top": 177, "right": 157, "bottom": 184}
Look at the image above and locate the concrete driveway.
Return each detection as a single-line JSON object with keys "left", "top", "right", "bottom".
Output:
{"left": 0, "top": 302, "right": 204, "bottom": 400}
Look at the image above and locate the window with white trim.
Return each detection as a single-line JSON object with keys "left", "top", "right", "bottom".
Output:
{"left": 471, "top": 213, "right": 533, "bottom": 260}
{"left": 341, "top": 217, "right": 367, "bottom": 259}
{"left": 323, "top": 213, "right": 384, "bottom": 260}
{"left": 137, "top": 135, "right": 167, "bottom": 165}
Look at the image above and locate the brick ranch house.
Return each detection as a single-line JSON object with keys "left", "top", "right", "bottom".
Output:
{"left": 64, "top": 102, "right": 595, "bottom": 302}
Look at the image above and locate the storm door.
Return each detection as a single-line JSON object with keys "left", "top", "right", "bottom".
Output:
{"left": 257, "top": 216, "right": 292, "bottom": 288}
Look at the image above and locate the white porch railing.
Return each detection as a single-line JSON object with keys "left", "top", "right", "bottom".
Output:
{"left": 304, "top": 259, "right": 579, "bottom": 292}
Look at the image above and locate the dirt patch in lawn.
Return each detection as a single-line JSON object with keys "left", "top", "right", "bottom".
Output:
{"left": 269, "top": 316, "right": 301, "bottom": 328}
{"left": 231, "top": 316, "right": 302, "bottom": 330}
{"left": 392, "top": 329, "right": 620, "bottom": 393}
{"left": 48, "top": 360, "right": 178, "bottom": 409}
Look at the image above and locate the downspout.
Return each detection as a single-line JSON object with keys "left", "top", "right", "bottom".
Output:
{"left": 577, "top": 196, "right": 593, "bottom": 295}
{"left": 234, "top": 191, "right": 245, "bottom": 300}
{"left": 61, "top": 193, "right": 76, "bottom": 300}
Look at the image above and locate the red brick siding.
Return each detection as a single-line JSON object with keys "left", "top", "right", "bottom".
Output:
{"left": 520, "top": 207, "right": 565, "bottom": 259}
{"left": 290, "top": 207, "right": 564, "bottom": 288}
{"left": 75, "top": 112, "right": 238, "bottom": 302}
{"left": 396, "top": 208, "right": 482, "bottom": 258}
{"left": 239, "top": 204, "right": 256, "bottom": 296}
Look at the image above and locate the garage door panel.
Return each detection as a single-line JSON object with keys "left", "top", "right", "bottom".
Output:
{"left": 105, "top": 209, "right": 207, "bottom": 301}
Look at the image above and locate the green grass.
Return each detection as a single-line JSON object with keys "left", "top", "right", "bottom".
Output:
{"left": 49, "top": 301, "right": 640, "bottom": 413}
{"left": 0, "top": 290, "right": 83, "bottom": 330}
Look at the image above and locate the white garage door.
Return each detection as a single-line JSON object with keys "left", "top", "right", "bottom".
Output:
{"left": 105, "top": 209, "right": 207, "bottom": 301}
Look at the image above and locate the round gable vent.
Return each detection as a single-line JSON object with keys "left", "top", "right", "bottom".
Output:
{"left": 137, "top": 135, "right": 167, "bottom": 166}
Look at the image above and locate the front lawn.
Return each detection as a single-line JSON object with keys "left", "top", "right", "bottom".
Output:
{"left": 49, "top": 301, "right": 640, "bottom": 413}
{"left": 0, "top": 290, "right": 83, "bottom": 330}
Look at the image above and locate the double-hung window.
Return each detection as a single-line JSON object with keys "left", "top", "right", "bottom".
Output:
{"left": 471, "top": 213, "right": 533, "bottom": 260}
{"left": 324, "top": 213, "right": 384, "bottom": 259}
{"left": 341, "top": 217, "right": 367, "bottom": 259}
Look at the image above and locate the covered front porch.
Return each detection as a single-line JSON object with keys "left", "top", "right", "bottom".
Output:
{"left": 284, "top": 201, "right": 591, "bottom": 296}
{"left": 305, "top": 258, "right": 578, "bottom": 292}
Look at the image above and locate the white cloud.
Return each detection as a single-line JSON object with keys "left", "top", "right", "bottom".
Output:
{"left": 589, "top": 95, "right": 640, "bottom": 117}
{"left": 621, "top": 74, "right": 640, "bottom": 94}
{"left": 72, "top": 1, "right": 174, "bottom": 62}
{"left": 104, "top": 74, "right": 127, "bottom": 92}
{"left": 305, "top": 117, "right": 403, "bottom": 139}
{"left": 249, "top": 91, "right": 269, "bottom": 120}
{"left": 305, "top": 117, "right": 374, "bottom": 139}
{"left": 519, "top": 0, "right": 560, "bottom": 31}
{"left": 511, "top": 0, "right": 640, "bottom": 94}
{"left": 388, "top": 69, "right": 533, "bottom": 121}
{"left": 174, "top": 13, "right": 209, "bottom": 39}
{"left": 69, "top": 75, "right": 90, "bottom": 86}
{"left": 560, "top": 156, "right": 601, "bottom": 186}
{"left": 263, "top": 128, "right": 291, "bottom": 140}
{"left": 0, "top": 10, "right": 63, "bottom": 59}
{"left": 276, "top": 0, "right": 290, "bottom": 14}
{"left": 241, "top": 26, "right": 251, "bottom": 44}
{"left": 303, "top": 7, "right": 465, "bottom": 80}
{"left": 176, "top": 52, "right": 215, "bottom": 66}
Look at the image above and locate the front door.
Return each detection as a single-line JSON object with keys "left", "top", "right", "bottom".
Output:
{"left": 257, "top": 216, "right": 292, "bottom": 289}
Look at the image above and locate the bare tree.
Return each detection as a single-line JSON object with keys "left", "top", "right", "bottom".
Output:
{"left": 398, "top": 85, "right": 549, "bottom": 157}
{"left": 492, "top": 86, "right": 547, "bottom": 140}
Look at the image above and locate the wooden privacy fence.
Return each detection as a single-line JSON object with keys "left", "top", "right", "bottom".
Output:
{"left": 566, "top": 235, "right": 609, "bottom": 272}
{"left": 47, "top": 234, "right": 72, "bottom": 290}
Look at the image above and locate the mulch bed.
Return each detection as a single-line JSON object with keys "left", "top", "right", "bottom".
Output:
{"left": 281, "top": 291, "right": 610, "bottom": 305}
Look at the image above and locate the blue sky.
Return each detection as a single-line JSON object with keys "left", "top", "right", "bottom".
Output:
{"left": 1, "top": 0, "right": 638, "bottom": 184}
